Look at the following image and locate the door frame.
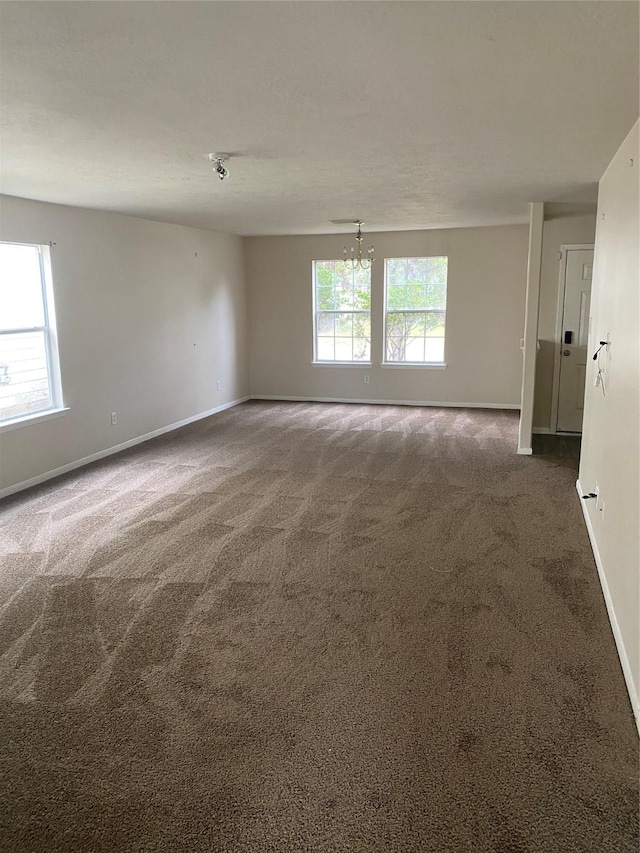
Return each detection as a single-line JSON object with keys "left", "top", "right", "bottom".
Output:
{"left": 549, "top": 244, "right": 594, "bottom": 434}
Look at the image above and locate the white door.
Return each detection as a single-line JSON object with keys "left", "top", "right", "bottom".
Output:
{"left": 556, "top": 248, "right": 594, "bottom": 433}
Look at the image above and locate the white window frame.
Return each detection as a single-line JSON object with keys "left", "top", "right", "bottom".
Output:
{"left": 312, "top": 260, "right": 372, "bottom": 366}
{"left": 0, "top": 241, "right": 66, "bottom": 431}
{"left": 383, "top": 256, "right": 448, "bottom": 367}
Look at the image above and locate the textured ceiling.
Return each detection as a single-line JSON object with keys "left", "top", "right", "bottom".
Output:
{"left": 0, "top": 1, "right": 638, "bottom": 236}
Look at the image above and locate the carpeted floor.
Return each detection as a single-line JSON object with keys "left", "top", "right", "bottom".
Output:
{"left": 0, "top": 401, "right": 637, "bottom": 853}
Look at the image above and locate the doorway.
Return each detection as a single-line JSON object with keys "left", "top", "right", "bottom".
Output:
{"left": 551, "top": 245, "right": 594, "bottom": 434}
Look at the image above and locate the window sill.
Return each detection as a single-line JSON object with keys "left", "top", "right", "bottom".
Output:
{"left": 0, "top": 407, "right": 70, "bottom": 434}
{"left": 381, "top": 363, "right": 447, "bottom": 370}
{"left": 311, "top": 361, "right": 373, "bottom": 368}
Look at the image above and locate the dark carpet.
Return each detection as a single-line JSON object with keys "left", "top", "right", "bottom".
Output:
{"left": 0, "top": 401, "right": 637, "bottom": 852}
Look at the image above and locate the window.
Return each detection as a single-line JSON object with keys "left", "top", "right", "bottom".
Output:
{"left": 0, "top": 242, "right": 63, "bottom": 425}
{"left": 384, "top": 257, "right": 448, "bottom": 364}
{"left": 313, "top": 260, "right": 371, "bottom": 363}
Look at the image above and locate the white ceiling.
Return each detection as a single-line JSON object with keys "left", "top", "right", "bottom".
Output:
{"left": 0, "top": 1, "right": 638, "bottom": 236}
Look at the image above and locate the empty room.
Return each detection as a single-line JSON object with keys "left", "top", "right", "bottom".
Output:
{"left": 0, "top": 2, "right": 638, "bottom": 851}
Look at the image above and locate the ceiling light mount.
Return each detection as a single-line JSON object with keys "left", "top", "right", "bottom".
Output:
{"left": 209, "top": 153, "right": 230, "bottom": 180}
{"left": 343, "top": 220, "right": 374, "bottom": 270}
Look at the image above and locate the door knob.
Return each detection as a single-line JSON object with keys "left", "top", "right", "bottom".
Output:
{"left": 563, "top": 349, "right": 571, "bottom": 356}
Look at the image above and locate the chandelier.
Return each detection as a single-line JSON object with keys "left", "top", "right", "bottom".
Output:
{"left": 343, "top": 220, "right": 374, "bottom": 270}
{"left": 209, "top": 153, "right": 230, "bottom": 180}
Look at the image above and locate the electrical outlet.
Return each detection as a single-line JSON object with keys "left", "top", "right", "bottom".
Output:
{"left": 111, "top": 412, "right": 117, "bottom": 426}
{"left": 364, "top": 374, "right": 370, "bottom": 384}
{"left": 216, "top": 379, "right": 221, "bottom": 391}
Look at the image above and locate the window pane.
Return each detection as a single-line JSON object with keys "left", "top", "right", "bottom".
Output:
{"left": 0, "top": 331, "right": 51, "bottom": 420}
{"left": 335, "top": 338, "right": 353, "bottom": 361}
{"left": 386, "top": 334, "right": 426, "bottom": 362}
{"left": 335, "top": 281, "right": 354, "bottom": 309}
{"left": 406, "top": 284, "right": 427, "bottom": 308}
{"left": 405, "top": 337, "right": 426, "bottom": 361}
{"left": 317, "top": 314, "right": 335, "bottom": 335}
{"left": 352, "top": 314, "right": 370, "bottom": 339}
{"left": 334, "top": 313, "right": 353, "bottom": 336}
{"left": 425, "top": 336, "right": 445, "bottom": 363}
{"left": 352, "top": 265, "right": 371, "bottom": 309}
{"left": 352, "top": 265, "right": 370, "bottom": 288}
{"left": 315, "top": 263, "right": 335, "bottom": 287}
{"left": 409, "top": 313, "right": 426, "bottom": 336}
{"left": 386, "top": 337, "right": 405, "bottom": 362}
{"left": 316, "top": 337, "right": 335, "bottom": 361}
{"left": 314, "top": 260, "right": 371, "bottom": 363}
{"left": 425, "top": 258, "right": 447, "bottom": 309}
{"left": 386, "top": 257, "right": 448, "bottom": 310}
{"left": 386, "top": 285, "right": 406, "bottom": 310}
{"left": 387, "top": 312, "right": 425, "bottom": 337}
{"left": 316, "top": 285, "right": 335, "bottom": 310}
{"left": 353, "top": 285, "right": 371, "bottom": 311}
{"left": 384, "top": 258, "right": 448, "bottom": 363}
{"left": 425, "top": 313, "right": 445, "bottom": 334}
{"left": 386, "top": 260, "right": 405, "bottom": 288}
{"left": 352, "top": 338, "right": 370, "bottom": 361}
{"left": 0, "top": 244, "right": 45, "bottom": 329}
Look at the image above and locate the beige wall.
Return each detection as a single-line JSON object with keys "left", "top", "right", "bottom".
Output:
{"left": 0, "top": 195, "right": 248, "bottom": 493}
{"left": 245, "top": 226, "right": 529, "bottom": 408}
{"left": 533, "top": 204, "right": 597, "bottom": 431}
{"left": 578, "top": 122, "right": 639, "bottom": 722}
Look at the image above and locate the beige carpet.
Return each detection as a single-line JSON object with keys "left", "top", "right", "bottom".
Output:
{"left": 0, "top": 401, "right": 637, "bottom": 852}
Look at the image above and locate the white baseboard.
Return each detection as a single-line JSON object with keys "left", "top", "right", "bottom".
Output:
{"left": 0, "top": 396, "right": 250, "bottom": 501}
{"left": 250, "top": 395, "right": 520, "bottom": 410}
{"left": 576, "top": 479, "right": 640, "bottom": 734}
{"left": 517, "top": 446, "right": 533, "bottom": 455}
